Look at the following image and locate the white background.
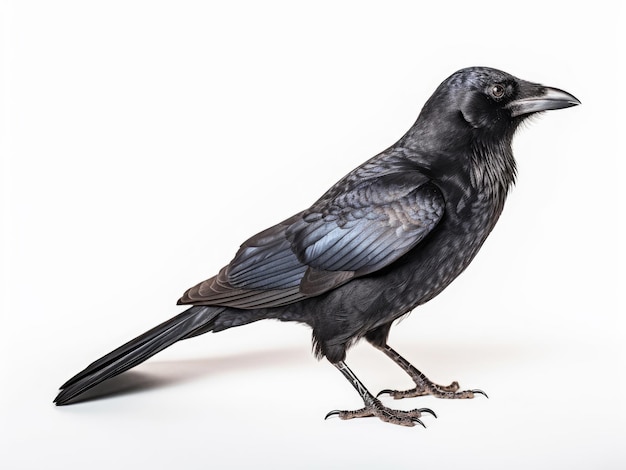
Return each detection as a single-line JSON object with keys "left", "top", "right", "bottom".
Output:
{"left": 2, "top": 1, "right": 624, "bottom": 469}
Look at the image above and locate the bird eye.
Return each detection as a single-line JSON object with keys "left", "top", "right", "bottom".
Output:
{"left": 491, "top": 84, "right": 506, "bottom": 99}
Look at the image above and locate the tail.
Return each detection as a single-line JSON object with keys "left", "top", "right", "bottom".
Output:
{"left": 54, "top": 305, "right": 224, "bottom": 405}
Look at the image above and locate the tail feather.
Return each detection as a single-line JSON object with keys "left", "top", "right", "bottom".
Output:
{"left": 54, "top": 305, "right": 223, "bottom": 405}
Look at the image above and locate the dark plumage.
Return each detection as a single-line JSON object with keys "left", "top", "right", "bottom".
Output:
{"left": 54, "top": 67, "right": 580, "bottom": 426}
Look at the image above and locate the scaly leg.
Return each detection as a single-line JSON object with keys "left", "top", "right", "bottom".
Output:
{"left": 375, "top": 344, "right": 488, "bottom": 400}
{"left": 325, "top": 361, "right": 436, "bottom": 427}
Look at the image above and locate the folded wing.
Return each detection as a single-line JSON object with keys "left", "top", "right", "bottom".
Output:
{"left": 179, "top": 170, "right": 445, "bottom": 307}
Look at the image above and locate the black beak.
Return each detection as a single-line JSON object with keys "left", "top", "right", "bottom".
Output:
{"left": 507, "top": 85, "right": 581, "bottom": 117}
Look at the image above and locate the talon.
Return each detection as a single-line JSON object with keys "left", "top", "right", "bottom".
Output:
{"left": 472, "top": 389, "right": 489, "bottom": 398}
{"left": 376, "top": 389, "right": 394, "bottom": 398}
{"left": 418, "top": 407, "right": 437, "bottom": 418}
{"left": 324, "top": 410, "right": 341, "bottom": 420}
{"left": 411, "top": 417, "right": 426, "bottom": 428}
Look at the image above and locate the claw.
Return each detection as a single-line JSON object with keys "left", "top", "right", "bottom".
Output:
{"left": 418, "top": 407, "right": 437, "bottom": 418}
{"left": 411, "top": 417, "right": 426, "bottom": 428}
{"left": 376, "top": 389, "right": 394, "bottom": 398}
{"left": 324, "top": 410, "right": 341, "bottom": 420}
{"left": 472, "top": 389, "right": 489, "bottom": 399}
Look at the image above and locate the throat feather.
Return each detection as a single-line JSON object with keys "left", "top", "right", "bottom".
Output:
{"left": 469, "top": 139, "right": 517, "bottom": 200}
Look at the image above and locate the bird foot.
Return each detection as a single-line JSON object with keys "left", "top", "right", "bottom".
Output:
{"left": 325, "top": 398, "right": 437, "bottom": 427}
{"left": 377, "top": 379, "right": 487, "bottom": 400}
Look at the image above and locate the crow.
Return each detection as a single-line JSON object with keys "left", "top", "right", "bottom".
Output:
{"left": 54, "top": 67, "right": 579, "bottom": 426}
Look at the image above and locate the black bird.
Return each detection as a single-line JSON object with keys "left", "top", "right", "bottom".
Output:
{"left": 54, "top": 67, "right": 579, "bottom": 426}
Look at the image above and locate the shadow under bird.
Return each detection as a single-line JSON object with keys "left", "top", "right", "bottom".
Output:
{"left": 55, "top": 67, "right": 580, "bottom": 426}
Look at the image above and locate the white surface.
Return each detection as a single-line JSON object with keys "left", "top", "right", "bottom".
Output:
{"left": 2, "top": 1, "right": 624, "bottom": 469}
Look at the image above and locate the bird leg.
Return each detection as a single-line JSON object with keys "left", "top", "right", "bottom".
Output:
{"left": 375, "top": 343, "right": 487, "bottom": 400}
{"left": 325, "top": 361, "right": 436, "bottom": 427}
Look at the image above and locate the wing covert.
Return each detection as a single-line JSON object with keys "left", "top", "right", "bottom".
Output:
{"left": 287, "top": 172, "right": 445, "bottom": 276}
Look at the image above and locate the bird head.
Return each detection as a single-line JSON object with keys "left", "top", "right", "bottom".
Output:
{"left": 411, "top": 67, "right": 580, "bottom": 151}
{"left": 455, "top": 67, "right": 580, "bottom": 130}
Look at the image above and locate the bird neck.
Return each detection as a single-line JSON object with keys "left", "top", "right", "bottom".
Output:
{"left": 467, "top": 135, "right": 517, "bottom": 199}
{"left": 398, "top": 121, "right": 517, "bottom": 198}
